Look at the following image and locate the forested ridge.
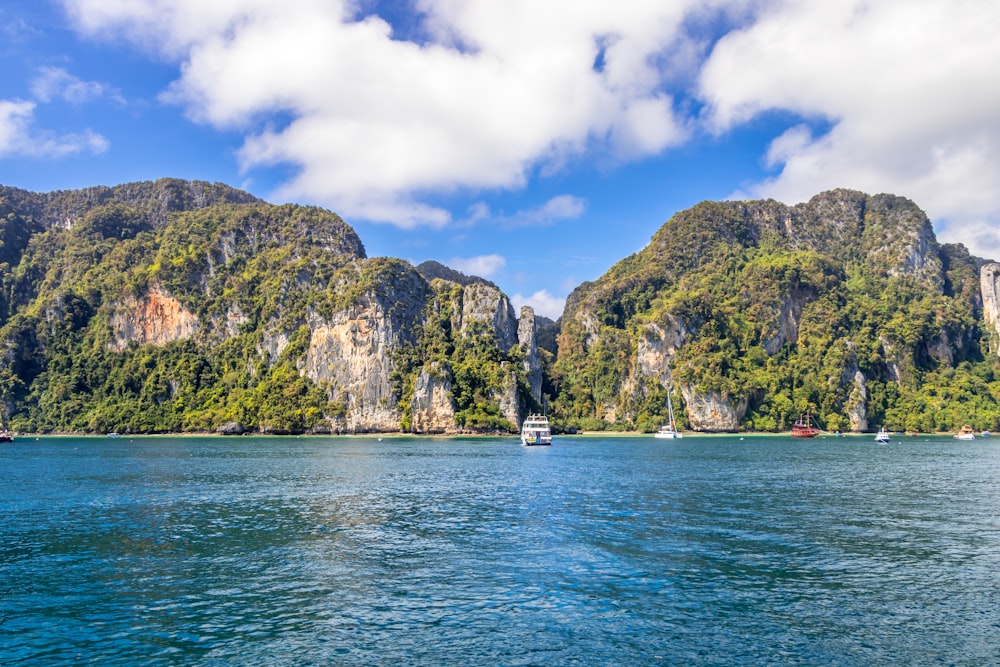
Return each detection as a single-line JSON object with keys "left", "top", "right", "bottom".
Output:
{"left": 549, "top": 190, "right": 1000, "bottom": 434}
{"left": 0, "top": 179, "right": 541, "bottom": 434}
{"left": 0, "top": 180, "right": 359, "bottom": 433}
{"left": 1, "top": 180, "right": 997, "bottom": 434}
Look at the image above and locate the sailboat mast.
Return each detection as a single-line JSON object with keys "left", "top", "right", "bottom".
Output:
{"left": 667, "top": 388, "right": 676, "bottom": 427}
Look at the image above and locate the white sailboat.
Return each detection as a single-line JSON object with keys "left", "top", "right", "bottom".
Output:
{"left": 654, "top": 389, "right": 682, "bottom": 439}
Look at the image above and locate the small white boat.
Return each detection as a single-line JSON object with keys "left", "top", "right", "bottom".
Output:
{"left": 520, "top": 414, "right": 552, "bottom": 446}
{"left": 875, "top": 426, "right": 890, "bottom": 443}
{"left": 654, "top": 424, "right": 681, "bottom": 439}
{"left": 954, "top": 425, "right": 976, "bottom": 440}
{"left": 654, "top": 387, "right": 682, "bottom": 439}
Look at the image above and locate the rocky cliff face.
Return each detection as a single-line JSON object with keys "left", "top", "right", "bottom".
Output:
{"left": 303, "top": 262, "right": 429, "bottom": 433}
{"left": 409, "top": 362, "right": 458, "bottom": 433}
{"left": 408, "top": 265, "right": 536, "bottom": 417}
{"left": 845, "top": 371, "right": 869, "bottom": 432}
{"left": 763, "top": 282, "right": 814, "bottom": 355}
{"left": 518, "top": 306, "right": 543, "bottom": 403}
{"left": 96, "top": 247, "right": 535, "bottom": 434}
{"left": 838, "top": 342, "right": 869, "bottom": 432}
{"left": 496, "top": 366, "right": 521, "bottom": 427}
{"left": 108, "top": 286, "right": 200, "bottom": 352}
{"left": 613, "top": 317, "right": 688, "bottom": 423}
{"left": 635, "top": 318, "right": 687, "bottom": 383}
{"left": 983, "top": 263, "right": 1000, "bottom": 355}
{"left": 456, "top": 282, "right": 519, "bottom": 351}
{"left": 679, "top": 386, "right": 747, "bottom": 431}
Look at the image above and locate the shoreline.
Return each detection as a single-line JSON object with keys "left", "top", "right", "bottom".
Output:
{"left": 9, "top": 429, "right": 965, "bottom": 439}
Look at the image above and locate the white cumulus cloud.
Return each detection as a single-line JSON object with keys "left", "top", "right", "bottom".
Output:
{"left": 699, "top": 0, "right": 1000, "bottom": 258}
{"left": 449, "top": 254, "right": 506, "bottom": 278}
{"left": 61, "top": 0, "right": 697, "bottom": 227}
{"left": 0, "top": 98, "right": 109, "bottom": 158}
{"left": 59, "top": 0, "right": 1000, "bottom": 258}
{"left": 465, "top": 194, "right": 587, "bottom": 228}
{"left": 30, "top": 66, "right": 125, "bottom": 106}
{"left": 512, "top": 289, "right": 565, "bottom": 320}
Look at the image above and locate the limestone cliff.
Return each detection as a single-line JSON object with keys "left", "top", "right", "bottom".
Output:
{"left": 762, "top": 281, "right": 814, "bottom": 355}
{"left": 635, "top": 317, "right": 687, "bottom": 384}
{"left": 982, "top": 263, "right": 1000, "bottom": 355}
{"left": 455, "top": 282, "right": 519, "bottom": 351}
{"left": 518, "top": 306, "right": 543, "bottom": 404}
{"left": 839, "top": 342, "right": 869, "bottom": 432}
{"left": 679, "top": 386, "right": 747, "bottom": 432}
{"left": 303, "top": 260, "right": 429, "bottom": 433}
{"left": 845, "top": 371, "right": 869, "bottom": 433}
{"left": 410, "top": 363, "right": 457, "bottom": 433}
{"left": 495, "top": 365, "right": 521, "bottom": 428}
{"left": 108, "top": 286, "right": 199, "bottom": 352}
{"left": 612, "top": 316, "right": 688, "bottom": 425}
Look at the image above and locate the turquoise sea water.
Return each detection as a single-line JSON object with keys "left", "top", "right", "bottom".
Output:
{"left": 2, "top": 434, "right": 1000, "bottom": 665}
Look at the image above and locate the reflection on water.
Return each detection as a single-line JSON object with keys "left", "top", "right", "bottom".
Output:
{"left": 3, "top": 435, "right": 1000, "bottom": 665}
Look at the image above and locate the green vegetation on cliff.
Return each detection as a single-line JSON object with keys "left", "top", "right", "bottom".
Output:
{"left": 552, "top": 191, "right": 1000, "bottom": 433}
{"left": 1, "top": 180, "right": 996, "bottom": 435}
{"left": 0, "top": 180, "right": 363, "bottom": 433}
{"left": 0, "top": 179, "right": 536, "bottom": 434}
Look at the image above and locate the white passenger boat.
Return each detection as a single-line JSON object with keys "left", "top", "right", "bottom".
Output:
{"left": 875, "top": 426, "right": 890, "bottom": 443}
{"left": 520, "top": 414, "right": 552, "bottom": 446}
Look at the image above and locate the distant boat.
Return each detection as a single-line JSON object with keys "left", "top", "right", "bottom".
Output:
{"left": 654, "top": 389, "right": 682, "bottom": 439}
{"left": 0, "top": 429, "right": 12, "bottom": 443}
{"left": 875, "top": 426, "right": 890, "bottom": 444}
{"left": 954, "top": 425, "right": 976, "bottom": 440}
{"left": 520, "top": 414, "right": 552, "bottom": 446}
{"left": 107, "top": 432, "right": 121, "bottom": 439}
{"left": 790, "top": 413, "right": 820, "bottom": 438}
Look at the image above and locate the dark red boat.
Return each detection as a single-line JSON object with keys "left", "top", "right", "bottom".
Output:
{"left": 790, "top": 413, "right": 820, "bottom": 438}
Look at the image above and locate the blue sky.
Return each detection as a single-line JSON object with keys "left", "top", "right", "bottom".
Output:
{"left": 2, "top": 1, "right": 998, "bottom": 319}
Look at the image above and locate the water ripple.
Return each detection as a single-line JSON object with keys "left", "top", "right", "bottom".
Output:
{"left": 2, "top": 435, "right": 1000, "bottom": 665}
